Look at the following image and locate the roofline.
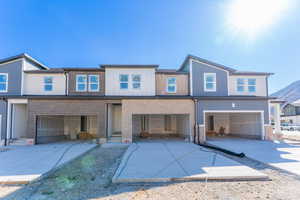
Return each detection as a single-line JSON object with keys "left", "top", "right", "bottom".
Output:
{"left": 178, "top": 54, "right": 237, "bottom": 72}
{"left": 0, "top": 95, "right": 275, "bottom": 101}
{"left": 230, "top": 72, "right": 274, "bottom": 76}
{"left": 62, "top": 68, "right": 104, "bottom": 71}
{"left": 0, "top": 53, "right": 48, "bottom": 70}
{"left": 100, "top": 64, "right": 159, "bottom": 69}
{"left": 24, "top": 70, "right": 65, "bottom": 74}
{"left": 178, "top": 54, "right": 273, "bottom": 76}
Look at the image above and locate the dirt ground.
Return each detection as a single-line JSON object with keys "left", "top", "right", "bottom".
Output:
{"left": 1, "top": 144, "right": 300, "bottom": 200}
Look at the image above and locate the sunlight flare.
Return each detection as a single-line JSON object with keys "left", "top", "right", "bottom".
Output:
{"left": 225, "top": 0, "right": 292, "bottom": 39}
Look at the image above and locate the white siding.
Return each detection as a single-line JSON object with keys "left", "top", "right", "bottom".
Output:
{"left": 24, "top": 73, "right": 66, "bottom": 95}
{"left": 23, "top": 59, "right": 41, "bottom": 71}
{"left": 105, "top": 68, "right": 156, "bottom": 96}
{"left": 228, "top": 75, "right": 267, "bottom": 96}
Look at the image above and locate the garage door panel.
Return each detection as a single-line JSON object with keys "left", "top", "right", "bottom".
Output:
{"left": 229, "top": 113, "right": 261, "bottom": 138}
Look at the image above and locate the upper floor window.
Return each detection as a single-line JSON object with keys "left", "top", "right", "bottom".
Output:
{"left": 88, "top": 75, "right": 99, "bottom": 92}
{"left": 236, "top": 78, "right": 256, "bottom": 93}
{"left": 76, "top": 74, "right": 87, "bottom": 92}
{"left": 167, "top": 77, "right": 176, "bottom": 93}
{"left": 248, "top": 78, "right": 256, "bottom": 92}
{"left": 132, "top": 74, "right": 141, "bottom": 89}
{"left": 237, "top": 78, "right": 245, "bottom": 92}
{"left": 120, "top": 74, "right": 129, "bottom": 89}
{"left": 204, "top": 73, "right": 216, "bottom": 92}
{"left": 44, "top": 77, "right": 53, "bottom": 91}
{"left": 0, "top": 73, "right": 8, "bottom": 92}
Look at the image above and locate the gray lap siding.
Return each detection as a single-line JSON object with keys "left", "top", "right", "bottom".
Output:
{"left": 197, "top": 100, "right": 270, "bottom": 124}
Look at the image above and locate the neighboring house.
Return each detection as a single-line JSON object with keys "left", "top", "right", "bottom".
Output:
{"left": 0, "top": 53, "right": 275, "bottom": 145}
{"left": 280, "top": 100, "right": 300, "bottom": 124}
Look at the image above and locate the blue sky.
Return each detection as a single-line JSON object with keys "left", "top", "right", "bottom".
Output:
{"left": 0, "top": 0, "right": 299, "bottom": 93}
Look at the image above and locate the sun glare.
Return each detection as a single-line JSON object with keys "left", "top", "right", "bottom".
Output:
{"left": 225, "top": 0, "right": 291, "bottom": 40}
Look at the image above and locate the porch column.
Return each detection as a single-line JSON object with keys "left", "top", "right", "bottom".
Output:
{"left": 274, "top": 103, "right": 281, "bottom": 134}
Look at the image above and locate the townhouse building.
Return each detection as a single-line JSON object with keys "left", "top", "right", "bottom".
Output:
{"left": 0, "top": 53, "right": 275, "bottom": 145}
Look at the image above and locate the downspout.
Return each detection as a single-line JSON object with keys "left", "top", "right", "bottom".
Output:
{"left": 2, "top": 98, "right": 7, "bottom": 146}
{"left": 193, "top": 98, "right": 198, "bottom": 144}
{"left": 64, "top": 72, "right": 68, "bottom": 96}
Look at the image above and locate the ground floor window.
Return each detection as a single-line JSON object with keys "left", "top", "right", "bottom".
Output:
{"left": 80, "top": 116, "right": 88, "bottom": 132}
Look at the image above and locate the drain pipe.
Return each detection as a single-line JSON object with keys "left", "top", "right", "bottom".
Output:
{"left": 193, "top": 98, "right": 198, "bottom": 144}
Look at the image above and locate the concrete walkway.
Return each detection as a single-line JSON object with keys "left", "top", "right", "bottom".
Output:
{"left": 113, "top": 141, "right": 267, "bottom": 183}
{"left": 0, "top": 141, "right": 97, "bottom": 184}
{"left": 207, "top": 138, "right": 300, "bottom": 176}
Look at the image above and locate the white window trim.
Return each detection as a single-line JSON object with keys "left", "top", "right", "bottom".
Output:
{"left": 76, "top": 74, "right": 87, "bottom": 92}
{"left": 236, "top": 78, "right": 257, "bottom": 93}
{"left": 132, "top": 74, "right": 141, "bottom": 90}
{"left": 167, "top": 77, "right": 177, "bottom": 93}
{"left": 0, "top": 73, "right": 8, "bottom": 93}
{"left": 204, "top": 73, "right": 216, "bottom": 92}
{"left": 119, "top": 74, "right": 129, "bottom": 90}
{"left": 43, "top": 76, "right": 53, "bottom": 92}
{"left": 88, "top": 74, "right": 100, "bottom": 92}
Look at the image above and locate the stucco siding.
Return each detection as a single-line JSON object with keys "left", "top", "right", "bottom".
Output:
{"left": 156, "top": 74, "right": 189, "bottom": 95}
{"left": 24, "top": 73, "right": 66, "bottom": 95}
{"left": 0, "top": 59, "right": 23, "bottom": 95}
{"left": 191, "top": 60, "right": 228, "bottom": 96}
{"left": 197, "top": 100, "right": 269, "bottom": 124}
{"left": 68, "top": 71, "right": 105, "bottom": 96}
{"left": 105, "top": 68, "right": 156, "bottom": 96}
{"left": 228, "top": 75, "right": 267, "bottom": 96}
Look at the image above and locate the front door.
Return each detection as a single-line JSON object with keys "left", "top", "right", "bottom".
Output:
{"left": 208, "top": 115, "right": 214, "bottom": 131}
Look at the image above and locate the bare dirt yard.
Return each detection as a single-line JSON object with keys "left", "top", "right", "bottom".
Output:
{"left": 1, "top": 144, "right": 300, "bottom": 200}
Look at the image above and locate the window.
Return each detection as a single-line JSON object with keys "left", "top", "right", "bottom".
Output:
{"left": 119, "top": 74, "right": 129, "bottom": 89}
{"left": 0, "top": 73, "right": 8, "bottom": 92}
{"left": 236, "top": 78, "right": 256, "bottom": 93}
{"left": 248, "top": 78, "right": 256, "bottom": 92}
{"left": 167, "top": 77, "right": 176, "bottom": 93}
{"left": 204, "top": 73, "right": 216, "bottom": 92}
{"left": 132, "top": 74, "right": 141, "bottom": 89}
{"left": 88, "top": 75, "right": 99, "bottom": 92}
{"left": 237, "top": 78, "right": 245, "bottom": 92}
{"left": 44, "top": 77, "right": 53, "bottom": 91}
{"left": 76, "top": 75, "right": 87, "bottom": 92}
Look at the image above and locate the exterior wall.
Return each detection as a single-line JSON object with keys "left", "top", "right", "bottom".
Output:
{"left": 197, "top": 100, "right": 270, "bottom": 124}
{"left": 68, "top": 71, "right": 105, "bottom": 96}
{"left": 105, "top": 68, "right": 156, "bottom": 96}
{"left": 155, "top": 73, "right": 189, "bottom": 95}
{"left": 0, "top": 59, "right": 23, "bottom": 95}
{"left": 191, "top": 60, "right": 228, "bottom": 96}
{"left": 0, "top": 100, "right": 7, "bottom": 141}
{"left": 27, "top": 99, "right": 120, "bottom": 143}
{"left": 23, "top": 59, "right": 42, "bottom": 71}
{"left": 24, "top": 73, "right": 66, "bottom": 95}
{"left": 121, "top": 99, "right": 194, "bottom": 142}
{"left": 281, "top": 115, "right": 300, "bottom": 124}
{"left": 228, "top": 75, "right": 267, "bottom": 96}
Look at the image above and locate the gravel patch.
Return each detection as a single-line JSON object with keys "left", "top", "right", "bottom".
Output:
{"left": 1, "top": 144, "right": 300, "bottom": 200}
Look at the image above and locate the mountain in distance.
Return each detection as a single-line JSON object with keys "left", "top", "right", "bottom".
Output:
{"left": 271, "top": 80, "right": 300, "bottom": 107}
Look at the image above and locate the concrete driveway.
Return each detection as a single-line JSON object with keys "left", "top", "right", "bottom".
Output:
{"left": 113, "top": 140, "right": 267, "bottom": 183}
{"left": 0, "top": 141, "right": 97, "bottom": 184}
{"left": 207, "top": 138, "right": 300, "bottom": 176}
